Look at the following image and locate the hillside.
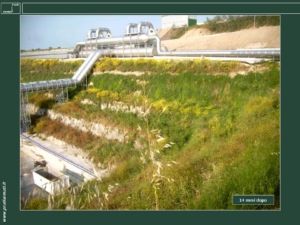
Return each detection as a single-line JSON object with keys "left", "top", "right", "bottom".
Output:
{"left": 161, "top": 26, "right": 280, "bottom": 50}
{"left": 21, "top": 58, "right": 280, "bottom": 210}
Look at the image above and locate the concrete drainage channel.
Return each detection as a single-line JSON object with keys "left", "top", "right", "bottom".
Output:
{"left": 21, "top": 134, "right": 96, "bottom": 177}
{"left": 20, "top": 134, "right": 102, "bottom": 197}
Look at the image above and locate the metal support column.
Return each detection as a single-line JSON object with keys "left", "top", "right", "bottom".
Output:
{"left": 20, "top": 92, "right": 31, "bottom": 132}
{"left": 55, "top": 88, "right": 69, "bottom": 103}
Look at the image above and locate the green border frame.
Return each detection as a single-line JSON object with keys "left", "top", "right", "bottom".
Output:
{"left": 1, "top": 1, "right": 299, "bottom": 224}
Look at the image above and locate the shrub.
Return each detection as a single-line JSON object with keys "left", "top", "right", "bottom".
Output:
{"left": 21, "top": 59, "right": 83, "bottom": 82}
{"left": 94, "top": 58, "right": 245, "bottom": 75}
{"left": 204, "top": 15, "right": 280, "bottom": 33}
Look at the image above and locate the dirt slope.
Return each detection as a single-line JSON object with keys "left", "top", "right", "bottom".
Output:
{"left": 161, "top": 26, "right": 280, "bottom": 50}
{"left": 180, "top": 27, "right": 211, "bottom": 38}
{"left": 158, "top": 28, "right": 171, "bottom": 39}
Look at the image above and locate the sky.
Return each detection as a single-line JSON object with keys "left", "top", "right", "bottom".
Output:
{"left": 20, "top": 15, "right": 213, "bottom": 50}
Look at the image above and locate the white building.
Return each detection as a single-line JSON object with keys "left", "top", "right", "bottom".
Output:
{"left": 161, "top": 15, "right": 197, "bottom": 29}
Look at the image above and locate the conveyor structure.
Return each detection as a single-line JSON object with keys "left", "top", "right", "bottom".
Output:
{"left": 20, "top": 21, "right": 280, "bottom": 131}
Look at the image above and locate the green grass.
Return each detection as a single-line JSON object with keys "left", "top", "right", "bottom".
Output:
{"left": 21, "top": 59, "right": 83, "bottom": 82}
{"left": 22, "top": 59, "right": 280, "bottom": 210}
{"left": 94, "top": 58, "right": 247, "bottom": 75}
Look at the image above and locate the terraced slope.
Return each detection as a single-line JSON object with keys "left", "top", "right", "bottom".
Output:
{"left": 21, "top": 58, "right": 280, "bottom": 210}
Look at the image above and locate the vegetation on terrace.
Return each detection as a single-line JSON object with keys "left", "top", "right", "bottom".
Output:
{"left": 21, "top": 58, "right": 246, "bottom": 84}
{"left": 21, "top": 58, "right": 280, "bottom": 210}
{"left": 93, "top": 58, "right": 247, "bottom": 75}
{"left": 21, "top": 59, "right": 83, "bottom": 82}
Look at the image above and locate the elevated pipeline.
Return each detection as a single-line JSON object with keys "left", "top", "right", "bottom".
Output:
{"left": 21, "top": 34, "right": 280, "bottom": 93}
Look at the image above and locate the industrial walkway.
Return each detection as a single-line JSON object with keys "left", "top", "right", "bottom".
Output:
{"left": 20, "top": 34, "right": 280, "bottom": 94}
{"left": 21, "top": 50, "right": 102, "bottom": 93}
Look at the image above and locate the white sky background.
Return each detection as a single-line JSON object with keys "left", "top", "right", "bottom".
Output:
{"left": 20, "top": 15, "right": 213, "bottom": 50}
